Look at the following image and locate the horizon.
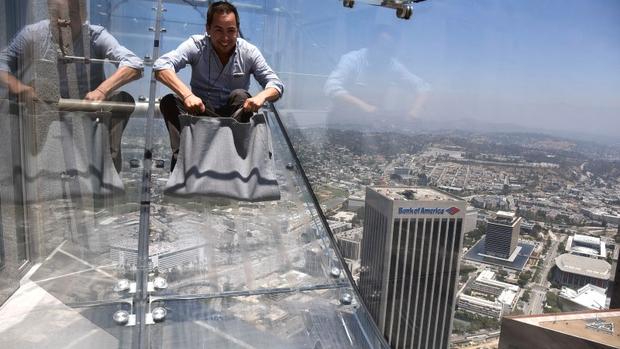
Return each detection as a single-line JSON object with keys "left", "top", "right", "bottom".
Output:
{"left": 283, "top": 110, "right": 620, "bottom": 148}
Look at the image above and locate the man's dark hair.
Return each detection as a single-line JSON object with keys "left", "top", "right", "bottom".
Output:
{"left": 206, "top": 1, "right": 240, "bottom": 29}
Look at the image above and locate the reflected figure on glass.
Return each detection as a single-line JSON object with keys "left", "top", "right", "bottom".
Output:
{"left": 324, "top": 25, "right": 430, "bottom": 131}
{"left": 0, "top": 0, "right": 143, "bottom": 173}
{"left": 154, "top": 1, "right": 284, "bottom": 172}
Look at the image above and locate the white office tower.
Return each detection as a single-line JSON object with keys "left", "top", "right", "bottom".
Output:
{"left": 359, "top": 187, "right": 466, "bottom": 349}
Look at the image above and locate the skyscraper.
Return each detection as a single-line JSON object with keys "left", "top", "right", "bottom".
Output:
{"left": 484, "top": 211, "right": 522, "bottom": 260}
{"left": 359, "top": 186, "right": 466, "bottom": 349}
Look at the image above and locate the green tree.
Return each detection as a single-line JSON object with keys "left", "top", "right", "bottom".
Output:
{"left": 518, "top": 271, "right": 532, "bottom": 287}
{"left": 522, "top": 290, "right": 530, "bottom": 302}
{"left": 497, "top": 268, "right": 508, "bottom": 282}
{"left": 544, "top": 292, "right": 562, "bottom": 313}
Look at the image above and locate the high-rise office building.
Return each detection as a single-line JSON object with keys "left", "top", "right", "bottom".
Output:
{"left": 359, "top": 186, "right": 466, "bottom": 349}
{"left": 484, "top": 211, "right": 522, "bottom": 260}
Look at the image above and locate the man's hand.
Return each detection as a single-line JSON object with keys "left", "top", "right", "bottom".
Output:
{"left": 85, "top": 88, "right": 107, "bottom": 101}
{"left": 335, "top": 92, "right": 377, "bottom": 114}
{"left": 243, "top": 96, "right": 266, "bottom": 113}
{"left": 183, "top": 94, "right": 206, "bottom": 115}
{"left": 16, "top": 84, "right": 39, "bottom": 104}
{"left": 1, "top": 72, "right": 39, "bottom": 103}
{"left": 359, "top": 102, "right": 377, "bottom": 114}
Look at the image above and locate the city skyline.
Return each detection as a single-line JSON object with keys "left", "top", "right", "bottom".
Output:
{"left": 292, "top": 125, "right": 619, "bottom": 347}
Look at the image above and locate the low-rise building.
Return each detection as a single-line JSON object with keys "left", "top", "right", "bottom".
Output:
{"left": 580, "top": 207, "right": 620, "bottom": 225}
{"left": 458, "top": 294, "right": 505, "bottom": 318}
{"left": 327, "top": 219, "right": 352, "bottom": 234}
{"left": 330, "top": 211, "right": 356, "bottom": 224}
{"left": 458, "top": 269, "right": 520, "bottom": 319}
{"left": 566, "top": 234, "right": 606, "bottom": 259}
{"left": 463, "top": 206, "right": 478, "bottom": 233}
{"left": 335, "top": 227, "right": 363, "bottom": 261}
{"left": 559, "top": 284, "right": 608, "bottom": 311}
{"left": 471, "top": 269, "right": 520, "bottom": 298}
{"left": 344, "top": 196, "right": 365, "bottom": 212}
{"left": 553, "top": 253, "right": 611, "bottom": 289}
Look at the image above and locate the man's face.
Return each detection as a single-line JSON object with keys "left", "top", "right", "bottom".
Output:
{"left": 369, "top": 31, "right": 397, "bottom": 61}
{"left": 207, "top": 12, "right": 238, "bottom": 57}
{"left": 49, "top": 0, "right": 86, "bottom": 37}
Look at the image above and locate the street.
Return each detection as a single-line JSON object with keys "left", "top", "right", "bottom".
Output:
{"left": 523, "top": 234, "right": 562, "bottom": 315}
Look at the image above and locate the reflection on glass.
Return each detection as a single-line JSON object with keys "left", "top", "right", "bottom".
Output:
{"left": 0, "top": 1, "right": 390, "bottom": 348}
{"left": 324, "top": 25, "right": 429, "bottom": 132}
{"left": 277, "top": 1, "right": 620, "bottom": 349}
{"left": 150, "top": 288, "right": 385, "bottom": 348}
{"left": 0, "top": 0, "right": 146, "bottom": 344}
{"left": 2, "top": 0, "right": 615, "bottom": 348}
{"left": 0, "top": 0, "right": 143, "bottom": 173}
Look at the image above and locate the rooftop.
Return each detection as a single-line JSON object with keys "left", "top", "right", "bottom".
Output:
{"left": 560, "top": 284, "right": 608, "bottom": 310}
{"left": 555, "top": 254, "right": 611, "bottom": 280}
{"left": 496, "top": 211, "right": 516, "bottom": 219}
{"left": 476, "top": 269, "right": 520, "bottom": 292}
{"left": 372, "top": 186, "right": 460, "bottom": 202}
{"left": 488, "top": 210, "right": 521, "bottom": 225}
{"left": 458, "top": 294, "right": 502, "bottom": 309}
{"left": 567, "top": 234, "right": 606, "bottom": 258}
{"left": 463, "top": 237, "right": 535, "bottom": 271}
{"left": 574, "top": 234, "right": 602, "bottom": 246}
{"left": 335, "top": 227, "right": 363, "bottom": 241}
{"left": 497, "top": 288, "right": 519, "bottom": 306}
{"left": 508, "top": 310, "right": 620, "bottom": 347}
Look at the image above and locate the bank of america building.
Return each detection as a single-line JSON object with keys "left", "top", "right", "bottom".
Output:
{"left": 359, "top": 187, "right": 466, "bottom": 349}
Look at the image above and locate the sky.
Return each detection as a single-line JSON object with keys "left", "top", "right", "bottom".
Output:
{"left": 65, "top": 0, "right": 620, "bottom": 141}
{"left": 283, "top": 0, "right": 620, "bottom": 140}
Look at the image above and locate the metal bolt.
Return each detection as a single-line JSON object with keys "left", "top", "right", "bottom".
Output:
{"left": 153, "top": 276, "right": 168, "bottom": 290}
{"left": 152, "top": 307, "right": 167, "bottom": 322}
{"left": 330, "top": 267, "right": 341, "bottom": 278}
{"left": 113, "top": 279, "right": 130, "bottom": 292}
{"left": 340, "top": 293, "right": 353, "bottom": 305}
{"left": 113, "top": 310, "right": 130, "bottom": 325}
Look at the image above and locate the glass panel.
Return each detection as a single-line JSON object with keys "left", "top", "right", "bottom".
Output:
{"left": 2, "top": 1, "right": 615, "bottom": 348}
{"left": 150, "top": 1, "right": 355, "bottom": 296}
{"left": 2, "top": 1, "right": 389, "bottom": 347}
{"left": 0, "top": 0, "right": 157, "bottom": 347}
{"left": 150, "top": 288, "right": 383, "bottom": 349}
{"left": 272, "top": 0, "right": 620, "bottom": 348}
{"left": 0, "top": 0, "right": 30, "bottom": 306}
{"left": 144, "top": 1, "right": 388, "bottom": 347}
{"left": 150, "top": 110, "right": 346, "bottom": 297}
{"left": 16, "top": 0, "right": 154, "bottom": 298}
{"left": 2, "top": 298, "right": 133, "bottom": 348}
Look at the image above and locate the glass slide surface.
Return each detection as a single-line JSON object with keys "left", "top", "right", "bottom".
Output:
{"left": 3, "top": 1, "right": 618, "bottom": 349}
{"left": 0, "top": 0, "right": 388, "bottom": 348}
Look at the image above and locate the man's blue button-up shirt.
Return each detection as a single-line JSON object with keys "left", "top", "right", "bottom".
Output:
{"left": 154, "top": 35, "right": 284, "bottom": 108}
